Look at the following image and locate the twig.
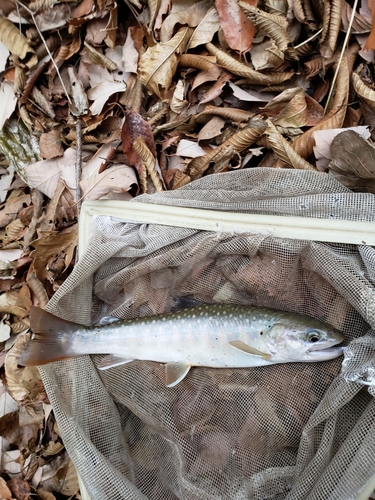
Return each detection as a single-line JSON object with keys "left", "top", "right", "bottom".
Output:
{"left": 14, "top": 0, "right": 72, "bottom": 105}
{"left": 294, "top": 28, "right": 323, "bottom": 49}
{"left": 23, "top": 188, "right": 44, "bottom": 250}
{"left": 75, "top": 118, "right": 82, "bottom": 208}
{"left": 323, "top": 0, "right": 359, "bottom": 114}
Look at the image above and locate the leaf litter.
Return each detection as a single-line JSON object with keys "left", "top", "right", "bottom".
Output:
{"left": 0, "top": 0, "right": 375, "bottom": 496}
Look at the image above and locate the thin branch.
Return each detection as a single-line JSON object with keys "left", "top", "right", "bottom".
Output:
{"left": 323, "top": 0, "right": 359, "bottom": 114}
{"left": 14, "top": 0, "right": 72, "bottom": 105}
{"left": 294, "top": 28, "right": 323, "bottom": 49}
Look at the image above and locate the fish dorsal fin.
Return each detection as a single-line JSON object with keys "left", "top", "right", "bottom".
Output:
{"left": 229, "top": 340, "right": 272, "bottom": 360}
{"left": 98, "top": 355, "right": 135, "bottom": 371}
{"left": 165, "top": 363, "right": 191, "bottom": 387}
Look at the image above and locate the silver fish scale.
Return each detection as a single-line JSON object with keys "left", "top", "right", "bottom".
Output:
{"left": 70, "top": 304, "right": 316, "bottom": 368}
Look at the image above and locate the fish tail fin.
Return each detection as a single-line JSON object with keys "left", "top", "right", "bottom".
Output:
{"left": 20, "top": 306, "right": 83, "bottom": 366}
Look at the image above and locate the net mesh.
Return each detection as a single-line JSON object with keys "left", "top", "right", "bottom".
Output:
{"left": 39, "top": 169, "right": 375, "bottom": 499}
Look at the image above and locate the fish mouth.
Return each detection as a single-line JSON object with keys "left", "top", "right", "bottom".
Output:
{"left": 306, "top": 345, "right": 344, "bottom": 360}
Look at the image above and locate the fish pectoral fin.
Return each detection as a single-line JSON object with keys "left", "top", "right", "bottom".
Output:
{"left": 98, "top": 355, "right": 135, "bottom": 371}
{"left": 229, "top": 340, "right": 272, "bottom": 360}
{"left": 165, "top": 363, "right": 191, "bottom": 387}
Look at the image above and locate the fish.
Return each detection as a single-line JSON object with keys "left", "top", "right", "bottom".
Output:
{"left": 19, "top": 304, "right": 344, "bottom": 387}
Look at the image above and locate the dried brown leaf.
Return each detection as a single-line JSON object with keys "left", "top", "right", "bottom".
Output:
{"left": 0, "top": 478, "right": 12, "bottom": 500}
{"left": 80, "top": 164, "right": 139, "bottom": 200}
{"left": 7, "top": 477, "right": 31, "bottom": 500}
{"left": 330, "top": 130, "right": 375, "bottom": 179}
{"left": 160, "top": 0, "right": 212, "bottom": 43}
{"left": 139, "top": 27, "right": 191, "bottom": 98}
{"left": 352, "top": 71, "right": 375, "bottom": 108}
{"left": 197, "top": 105, "right": 254, "bottom": 122}
{"left": 284, "top": 47, "right": 356, "bottom": 161}
{"left": 5, "top": 333, "right": 45, "bottom": 402}
{"left": 205, "top": 42, "right": 294, "bottom": 84}
{"left": 39, "top": 130, "right": 64, "bottom": 160}
{"left": 0, "top": 194, "right": 31, "bottom": 229}
{"left": 30, "top": 226, "right": 78, "bottom": 282}
{"left": 133, "top": 136, "right": 164, "bottom": 192}
{"left": 84, "top": 42, "right": 117, "bottom": 71}
{"left": 187, "top": 119, "right": 266, "bottom": 179}
{"left": 365, "top": 0, "right": 375, "bottom": 49}
{"left": 188, "top": 6, "right": 219, "bottom": 48}
{"left": 342, "top": 0, "right": 371, "bottom": 33}
{"left": 265, "top": 120, "right": 316, "bottom": 170}
{"left": 320, "top": 0, "right": 343, "bottom": 58}
{"left": 273, "top": 90, "right": 307, "bottom": 127}
{"left": 215, "top": 0, "right": 255, "bottom": 53}
{"left": 122, "top": 109, "right": 156, "bottom": 177}
{"left": 0, "top": 16, "right": 35, "bottom": 63}
{"left": 239, "top": 2, "right": 296, "bottom": 59}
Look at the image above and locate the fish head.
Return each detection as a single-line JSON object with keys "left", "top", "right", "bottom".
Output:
{"left": 264, "top": 314, "right": 344, "bottom": 362}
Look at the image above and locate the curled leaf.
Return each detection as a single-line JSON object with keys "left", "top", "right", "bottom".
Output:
{"left": 239, "top": 2, "right": 296, "bottom": 59}
{"left": 133, "top": 137, "right": 164, "bottom": 192}
{"left": 265, "top": 119, "right": 316, "bottom": 170}
{"left": 84, "top": 42, "right": 117, "bottom": 71}
{"left": 205, "top": 42, "right": 294, "bottom": 84}
{"left": 320, "top": 0, "right": 343, "bottom": 58}
{"left": 187, "top": 119, "right": 266, "bottom": 179}
{"left": 139, "top": 27, "right": 191, "bottom": 98}
{"left": 282, "top": 46, "right": 356, "bottom": 161}
{"left": 0, "top": 16, "right": 35, "bottom": 64}
{"left": 352, "top": 72, "right": 375, "bottom": 108}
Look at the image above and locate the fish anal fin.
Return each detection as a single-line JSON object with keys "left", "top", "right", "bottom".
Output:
{"left": 229, "top": 340, "right": 272, "bottom": 360}
{"left": 165, "top": 363, "right": 191, "bottom": 387}
{"left": 98, "top": 355, "right": 135, "bottom": 371}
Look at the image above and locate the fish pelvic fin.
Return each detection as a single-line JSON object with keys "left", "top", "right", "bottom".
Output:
{"left": 165, "top": 363, "right": 191, "bottom": 387}
{"left": 19, "top": 306, "right": 83, "bottom": 366}
{"left": 98, "top": 355, "right": 135, "bottom": 370}
{"left": 229, "top": 340, "right": 272, "bottom": 360}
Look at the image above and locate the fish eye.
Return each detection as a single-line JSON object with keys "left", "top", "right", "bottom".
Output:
{"left": 307, "top": 331, "right": 321, "bottom": 343}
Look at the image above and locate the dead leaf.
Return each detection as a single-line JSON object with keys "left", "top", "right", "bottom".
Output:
{"left": 123, "top": 29, "right": 139, "bottom": 73}
{"left": 80, "top": 164, "right": 139, "bottom": 200}
{"left": 11, "top": 468, "right": 34, "bottom": 495}
{"left": 0, "top": 477, "right": 12, "bottom": 499}
{"left": 160, "top": 0, "right": 213, "bottom": 43}
{"left": 138, "top": 27, "right": 191, "bottom": 98}
{"left": 40, "top": 452, "right": 79, "bottom": 496}
{"left": 188, "top": 6, "right": 219, "bottom": 49}
{"left": 314, "top": 126, "right": 370, "bottom": 171}
{"left": 198, "top": 70, "right": 232, "bottom": 104}
{"left": 215, "top": 0, "right": 255, "bottom": 53}
{"left": 87, "top": 80, "right": 126, "bottom": 115}
{"left": 5, "top": 333, "right": 45, "bottom": 402}
{"left": 365, "top": 0, "right": 375, "bottom": 49}
{"left": 265, "top": 119, "right": 316, "bottom": 170}
{"left": 176, "top": 139, "right": 208, "bottom": 158}
{"left": 26, "top": 149, "right": 77, "bottom": 199}
{"left": 0, "top": 16, "right": 35, "bottom": 65}
{"left": 30, "top": 226, "right": 77, "bottom": 282}
{"left": 121, "top": 109, "right": 156, "bottom": 175}
{"left": 0, "top": 82, "right": 17, "bottom": 132}
{"left": 39, "top": 131, "right": 64, "bottom": 160}
{"left": 329, "top": 130, "right": 375, "bottom": 181}
{"left": 198, "top": 116, "right": 225, "bottom": 142}
{"left": 0, "top": 194, "right": 31, "bottom": 229}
